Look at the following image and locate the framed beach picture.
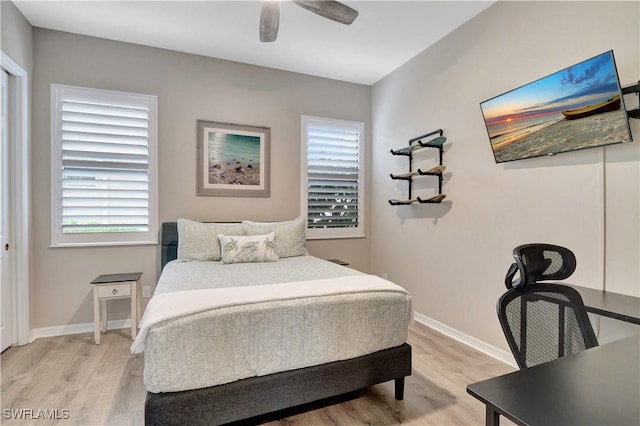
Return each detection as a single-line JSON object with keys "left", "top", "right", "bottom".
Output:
{"left": 196, "top": 120, "right": 270, "bottom": 197}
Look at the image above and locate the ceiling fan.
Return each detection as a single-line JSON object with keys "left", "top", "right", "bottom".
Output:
{"left": 260, "top": 0, "right": 359, "bottom": 42}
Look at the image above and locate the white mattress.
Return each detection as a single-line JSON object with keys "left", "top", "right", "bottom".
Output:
{"left": 142, "top": 256, "right": 412, "bottom": 393}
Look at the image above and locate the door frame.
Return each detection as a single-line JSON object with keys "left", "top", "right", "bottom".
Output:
{"left": 1, "top": 51, "right": 30, "bottom": 346}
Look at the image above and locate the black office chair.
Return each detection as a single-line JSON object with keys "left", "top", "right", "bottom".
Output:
{"left": 498, "top": 244, "right": 598, "bottom": 369}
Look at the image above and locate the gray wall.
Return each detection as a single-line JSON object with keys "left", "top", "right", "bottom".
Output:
{"left": 1, "top": 0, "right": 33, "bottom": 72}
{"left": 371, "top": 1, "right": 640, "bottom": 350}
{"left": 31, "top": 29, "right": 371, "bottom": 329}
{"left": 7, "top": 1, "right": 640, "bottom": 350}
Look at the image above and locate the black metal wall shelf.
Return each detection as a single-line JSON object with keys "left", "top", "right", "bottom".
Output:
{"left": 389, "top": 165, "right": 446, "bottom": 181}
{"left": 623, "top": 81, "right": 639, "bottom": 119}
{"left": 388, "top": 129, "right": 448, "bottom": 206}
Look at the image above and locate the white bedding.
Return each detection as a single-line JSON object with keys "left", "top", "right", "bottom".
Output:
{"left": 153, "top": 255, "right": 362, "bottom": 294}
{"left": 132, "top": 274, "right": 408, "bottom": 354}
{"left": 140, "top": 256, "right": 412, "bottom": 393}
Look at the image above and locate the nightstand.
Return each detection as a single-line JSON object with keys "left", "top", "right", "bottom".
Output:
{"left": 327, "top": 258, "right": 350, "bottom": 267}
{"left": 90, "top": 272, "right": 142, "bottom": 344}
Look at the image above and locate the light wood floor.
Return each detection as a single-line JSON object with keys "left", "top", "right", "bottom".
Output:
{"left": 1, "top": 323, "right": 515, "bottom": 425}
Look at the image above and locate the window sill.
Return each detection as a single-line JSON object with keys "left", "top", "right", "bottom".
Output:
{"left": 306, "top": 234, "right": 366, "bottom": 241}
{"left": 49, "top": 240, "right": 158, "bottom": 248}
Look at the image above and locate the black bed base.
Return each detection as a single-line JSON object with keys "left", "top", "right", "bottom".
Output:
{"left": 145, "top": 343, "right": 412, "bottom": 425}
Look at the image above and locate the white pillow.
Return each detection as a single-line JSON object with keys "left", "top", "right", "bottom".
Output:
{"left": 218, "top": 233, "right": 279, "bottom": 264}
{"left": 177, "top": 218, "right": 244, "bottom": 261}
{"left": 242, "top": 217, "right": 307, "bottom": 258}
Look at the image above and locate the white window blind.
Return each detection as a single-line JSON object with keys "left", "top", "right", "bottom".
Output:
{"left": 301, "top": 116, "right": 364, "bottom": 239}
{"left": 51, "top": 84, "right": 157, "bottom": 247}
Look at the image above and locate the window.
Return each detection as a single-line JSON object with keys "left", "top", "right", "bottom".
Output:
{"left": 301, "top": 116, "right": 364, "bottom": 239}
{"left": 50, "top": 84, "right": 158, "bottom": 247}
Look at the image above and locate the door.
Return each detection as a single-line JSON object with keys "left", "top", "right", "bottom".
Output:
{"left": 1, "top": 69, "right": 13, "bottom": 352}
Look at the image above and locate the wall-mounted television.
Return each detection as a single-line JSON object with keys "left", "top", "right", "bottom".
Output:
{"left": 480, "top": 50, "right": 633, "bottom": 163}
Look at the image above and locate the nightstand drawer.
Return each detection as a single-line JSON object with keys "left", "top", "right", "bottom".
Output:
{"left": 97, "top": 283, "right": 131, "bottom": 299}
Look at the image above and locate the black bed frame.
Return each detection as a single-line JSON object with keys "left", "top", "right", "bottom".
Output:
{"left": 145, "top": 222, "right": 412, "bottom": 425}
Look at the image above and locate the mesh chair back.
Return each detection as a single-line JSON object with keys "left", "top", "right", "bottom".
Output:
{"left": 497, "top": 283, "right": 598, "bottom": 369}
{"left": 505, "top": 243, "right": 577, "bottom": 289}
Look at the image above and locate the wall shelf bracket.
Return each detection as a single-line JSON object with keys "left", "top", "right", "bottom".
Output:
{"left": 622, "top": 80, "right": 639, "bottom": 119}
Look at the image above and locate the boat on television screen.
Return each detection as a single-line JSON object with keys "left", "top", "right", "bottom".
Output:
{"left": 562, "top": 95, "right": 621, "bottom": 120}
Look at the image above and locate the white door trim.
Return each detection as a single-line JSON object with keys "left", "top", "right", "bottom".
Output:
{"left": 1, "top": 51, "right": 30, "bottom": 346}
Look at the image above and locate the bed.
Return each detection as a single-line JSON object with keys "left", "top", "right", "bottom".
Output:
{"left": 136, "top": 219, "right": 412, "bottom": 425}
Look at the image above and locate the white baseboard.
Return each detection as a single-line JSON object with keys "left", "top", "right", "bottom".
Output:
{"left": 30, "top": 319, "right": 132, "bottom": 343}
{"left": 413, "top": 311, "right": 518, "bottom": 369}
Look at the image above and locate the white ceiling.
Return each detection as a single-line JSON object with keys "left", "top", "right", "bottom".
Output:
{"left": 14, "top": 0, "right": 495, "bottom": 85}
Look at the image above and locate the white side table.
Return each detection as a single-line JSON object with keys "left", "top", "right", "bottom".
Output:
{"left": 91, "top": 272, "right": 142, "bottom": 344}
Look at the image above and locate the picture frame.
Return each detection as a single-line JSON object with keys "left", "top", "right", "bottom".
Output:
{"left": 196, "top": 120, "right": 270, "bottom": 197}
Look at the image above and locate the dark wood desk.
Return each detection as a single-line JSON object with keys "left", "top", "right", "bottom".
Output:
{"left": 467, "top": 335, "right": 640, "bottom": 426}
{"left": 567, "top": 284, "right": 640, "bottom": 325}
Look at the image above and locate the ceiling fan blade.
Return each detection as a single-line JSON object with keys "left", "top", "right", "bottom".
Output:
{"left": 293, "top": 0, "right": 358, "bottom": 25}
{"left": 260, "top": 1, "right": 280, "bottom": 42}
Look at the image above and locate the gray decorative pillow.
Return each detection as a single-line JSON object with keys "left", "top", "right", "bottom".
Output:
{"left": 218, "top": 233, "right": 279, "bottom": 264}
{"left": 177, "top": 218, "right": 244, "bottom": 261}
{"left": 242, "top": 217, "right": 307, "bottom": 258}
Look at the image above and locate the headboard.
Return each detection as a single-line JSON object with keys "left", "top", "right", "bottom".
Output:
{"left": 160, "top": 222, "right": 178, "bottom": 270}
